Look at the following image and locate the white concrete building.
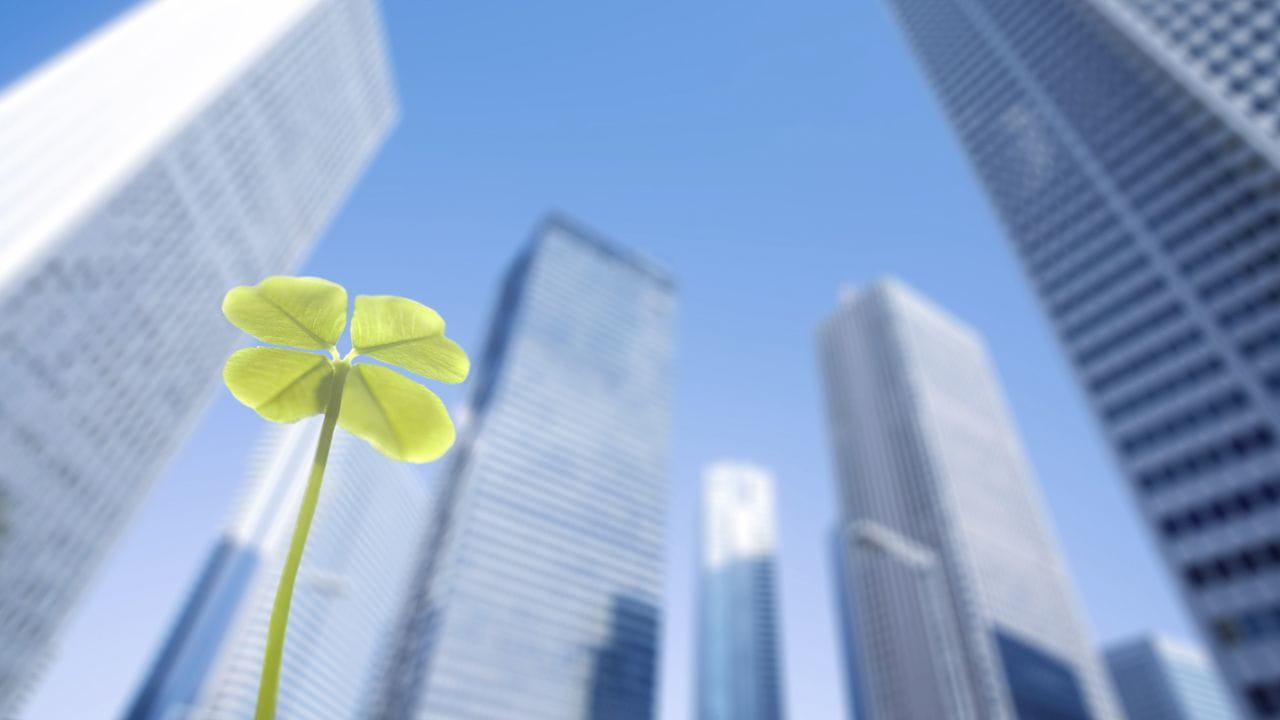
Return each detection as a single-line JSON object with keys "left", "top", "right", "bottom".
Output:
{"left": 0, "top": 0, "right": 397, "bottom": 711}
{"left": 819, "top": 279, "right": 1121, "bottom": 720}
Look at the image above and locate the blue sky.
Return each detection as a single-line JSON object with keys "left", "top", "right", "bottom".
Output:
{"left": 2, "top": 1, "right": 1192, "bottom": 718}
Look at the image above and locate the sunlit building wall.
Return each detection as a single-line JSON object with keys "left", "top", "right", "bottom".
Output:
{"left": 818, "top": 279, "right": 1122, "bottom": 720}
{"left": 1106, "top": 635, "right": 1241, "bottom": 720}
{"left": 372, "top": 217, "right": 677, "bottom": 720}
{"left": 0, "top": 0, "right": 396, "bottom": 711}
{"left": 697, "top": 462, "right": 786, "bottom": 720}
{"left": 122, "top": 420, "right": 429, "bottom": 720}
{"left": 881, "top": 0, "right": 1280, "bottom": 715}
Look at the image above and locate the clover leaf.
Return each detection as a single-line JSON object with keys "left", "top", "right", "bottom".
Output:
{"left": 219, "top": 275, "right": 468, "bottom": 720}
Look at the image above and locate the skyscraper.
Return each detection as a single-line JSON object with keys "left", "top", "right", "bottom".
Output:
{"left": 123, "top": 420, "right": 429, "bottom": 720}
{"left": 880, "top": 0, "right": 1280, "bottom": 714}
{"left": 697, "top": 462, "right": 786, "bottom": 720}
{"left": 1105, "top": 634, "right": 1241, "bottom": 720}
{"left": 373, "top": 216, "right": 677, "bottom": 720}
{"left": 818, "top": 279, "right": 1121, "bottom": 720}
{"left": 0, "top": 0, "right": 395, "bottom": 710}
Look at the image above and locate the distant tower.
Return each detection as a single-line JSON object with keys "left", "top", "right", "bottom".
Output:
{"left": 373, "top": 217, "right": 677, "bottom": 719}
{"left": 1106, "top": 635, "right": 1241, "bottom": 720}
{"left": 881, "top": 0, "right": 1280, "bottom": 714}
{"left": 122, "top": 420, "right": 429, "bottom": 720}
{"left": 818, "top": 279, "right": 1121, "bottom": 720}
{"left": 0, "top": 0, "right": 396, "bottom": 710}
{"left": 697, "top": 462, "right": 786, "bottom": 720}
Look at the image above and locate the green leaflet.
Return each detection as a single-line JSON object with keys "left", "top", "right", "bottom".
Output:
{"left": 350, "top": 295, "right": 469, "bottom": 383}
{"left": 338, "top": 363, "right": 455, "bottom": 463}
{"left": 221, "top": 277, "right": 465, "bottom": 456}
{"left": 223, "top": 347, "right": 334, "bottom": 423}
{"left": 223, "top": 276, "right": 348, "bottom": 350}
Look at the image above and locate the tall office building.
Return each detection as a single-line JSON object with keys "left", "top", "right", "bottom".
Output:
{"left": 880, "top": 0, "right": 1280, "bottom": 712}
{"left": 1105, "top": 634, "right": 1241, "bottom": 720}
{"left": 880, "top": 0, "right": 1280, "bottom": 714}
{"left": 818, "top": 279, "right": 1121, "bottom": 720}
{"left": 697, "top": 462, "right": 786, "bottom": 720}
{"left": 0, "top": 0, "right": 395, "bottom": 710}
{"left": 373, "top": 217, "right": 677, "bottom": 720}
{"left": 122, "top": 420, "right": 429, "bottom": 720}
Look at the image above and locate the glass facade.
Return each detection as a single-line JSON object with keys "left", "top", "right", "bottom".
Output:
{"left": 0, "top": 0, "right": 396, "bottom": 712}
{"left": 996, "top": 630, "right": 1092, "bottom": 720}
{"left": 881, "top": 0, "right": 1280, "bottom": 714}
{"left": 372, "top": 216, "right": 677, "bottom": 720}
{"left": 818, "top": 279, "right": 1120, "bottom": 720}
{"left": 697, "top": 463, "right": 786, "bottom": 720}
{"left": 1106, "top": 635, "right": 1242, "bottom": 720}
{"left": 123, "top": 420, "right": 429, "bottom": 720}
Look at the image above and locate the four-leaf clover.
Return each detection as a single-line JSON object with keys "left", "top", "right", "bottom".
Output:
{"left": 219, "top": 276, "right": 467, "bottom": 720}
{"left": 222, "top": 275, "right": 468, "bottom": 462}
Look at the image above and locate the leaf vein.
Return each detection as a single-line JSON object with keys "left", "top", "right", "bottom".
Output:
{"left": 356, "top": 368, "right": 402, "bottom": 454}
{"left": 357, "top": 335, "right": 434, "bottom": 354}
{"left": 259, "top": 358, "right": 330, "bottom": 409}
{"left": 259, "top": 292, "right": 331, "bottom": 347}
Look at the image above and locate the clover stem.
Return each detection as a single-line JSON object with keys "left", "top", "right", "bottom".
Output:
{"left": 254, "top": 360, "right": 350, "bottom": 720}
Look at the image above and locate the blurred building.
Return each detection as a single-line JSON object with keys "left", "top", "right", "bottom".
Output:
{"left": 372, "top": 216, "right": 677, "bottom": 720}
{"left": 0, "top": 0, "right": 396, "bottom": 711}
{"left": 818, "top": 279, "right": 1122, "bottom": 720}
{"left": 1105, "top": 635, "right": 1241, "bottom": 720}
{"left": 880, "top": 0, "right": 1280, "bottom": 715}
{"left": 121, "top": 420, "right": 429, "bottom": 720}
{"left": 697, "top": 462, "right": 786, "bottom": 720}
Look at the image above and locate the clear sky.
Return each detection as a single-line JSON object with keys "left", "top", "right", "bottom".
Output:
{"left": 2, "top": 1, "right": 1194, "bottom": 718}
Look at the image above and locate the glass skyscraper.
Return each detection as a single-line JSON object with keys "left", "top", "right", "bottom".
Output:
{"left": 880, "top": 0, "right": 1280, "bottom": 715}
{"left": 122, "top": 420, "right": 429, "bottom": 720}
{"left": 818, "top": 279, "right": 1121, "bottom": 720}
{"left": 0, "top": 0, "right": 396, "bottom": 711}
{"left": 697, "top": 462, "right": 786, "bottom": 720}
{"left": 1106, "top": 634, "right": 1241, "bottom": 720}
{"left": 373, "top": 216, "right": 677, "bottom": 720}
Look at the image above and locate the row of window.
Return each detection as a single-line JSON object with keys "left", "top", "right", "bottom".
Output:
{"left": 1118, "top": 387, "right": 1250, "bottom": 456}
{"left": 1039, "top": 228, "right": 1131, "bottom": 298}
{"left": 1103, "top": 355, "right": 1224, "bottom": 421}
{"left": 1185, "top": 535, "right": 1280, "bottom": 589}
{"left": 1076, "top": 301, "right": 1184, "bottom": 368}
{"left": 1062, "top": 276, "right": 1164, "bottom": 342}
{"left": 1214, "top": 601, "right": 1280, "bottom": 648}
{"left": 1090, "top": 328, "right": 1203, "bottom": 394}
{"left": 1219, "top": 280, "right": 1280, "bottom": 328}
{"left": 1200, "top": 243, "right": 1280, "bottom": 302}
{"left": 1137, "top": 424, "right": 1275, "bottom": 491}
{"left": 1157, "top": 174, "right": 1268, "bottom": 253}
{"left": 1142, "top": 145, "right": 1244, "bottom": 225}
{"left": 1050, "top": 254, "right": 1149, "bottom": 320}
{"left": 1242, "top": 320, "right": 1280, "bottom": 359}
{"left": 1177, "top": 207, "right": 1279, "bottom": 279}
{"left": 1160, "top": 475, "right": 1280, "bottom": 539}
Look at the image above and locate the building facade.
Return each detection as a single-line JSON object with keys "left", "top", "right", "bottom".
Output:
{"left": 697, "top": 462, "right": 786, "bottom": 720}
{"left": 372, "top": 217, "right": 677, "bottom": 720}
{"left": 0, "top": 0, "right": 396, "bottom": 710}
{"left": 1106, "top": 634, "right": 1241, "bottom": 720}
{"left": 818, "top": 279, "right": 1122, "bottom": 720}
{"left": 122, "top": 420, "right": 429, "bottom": 720}
{"left": 881, "top": 0, "right": 1280, "bottom": 714}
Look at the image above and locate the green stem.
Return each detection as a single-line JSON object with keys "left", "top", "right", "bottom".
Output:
{"left": 254, "top": 361, "right": 350, "bottom": 720}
